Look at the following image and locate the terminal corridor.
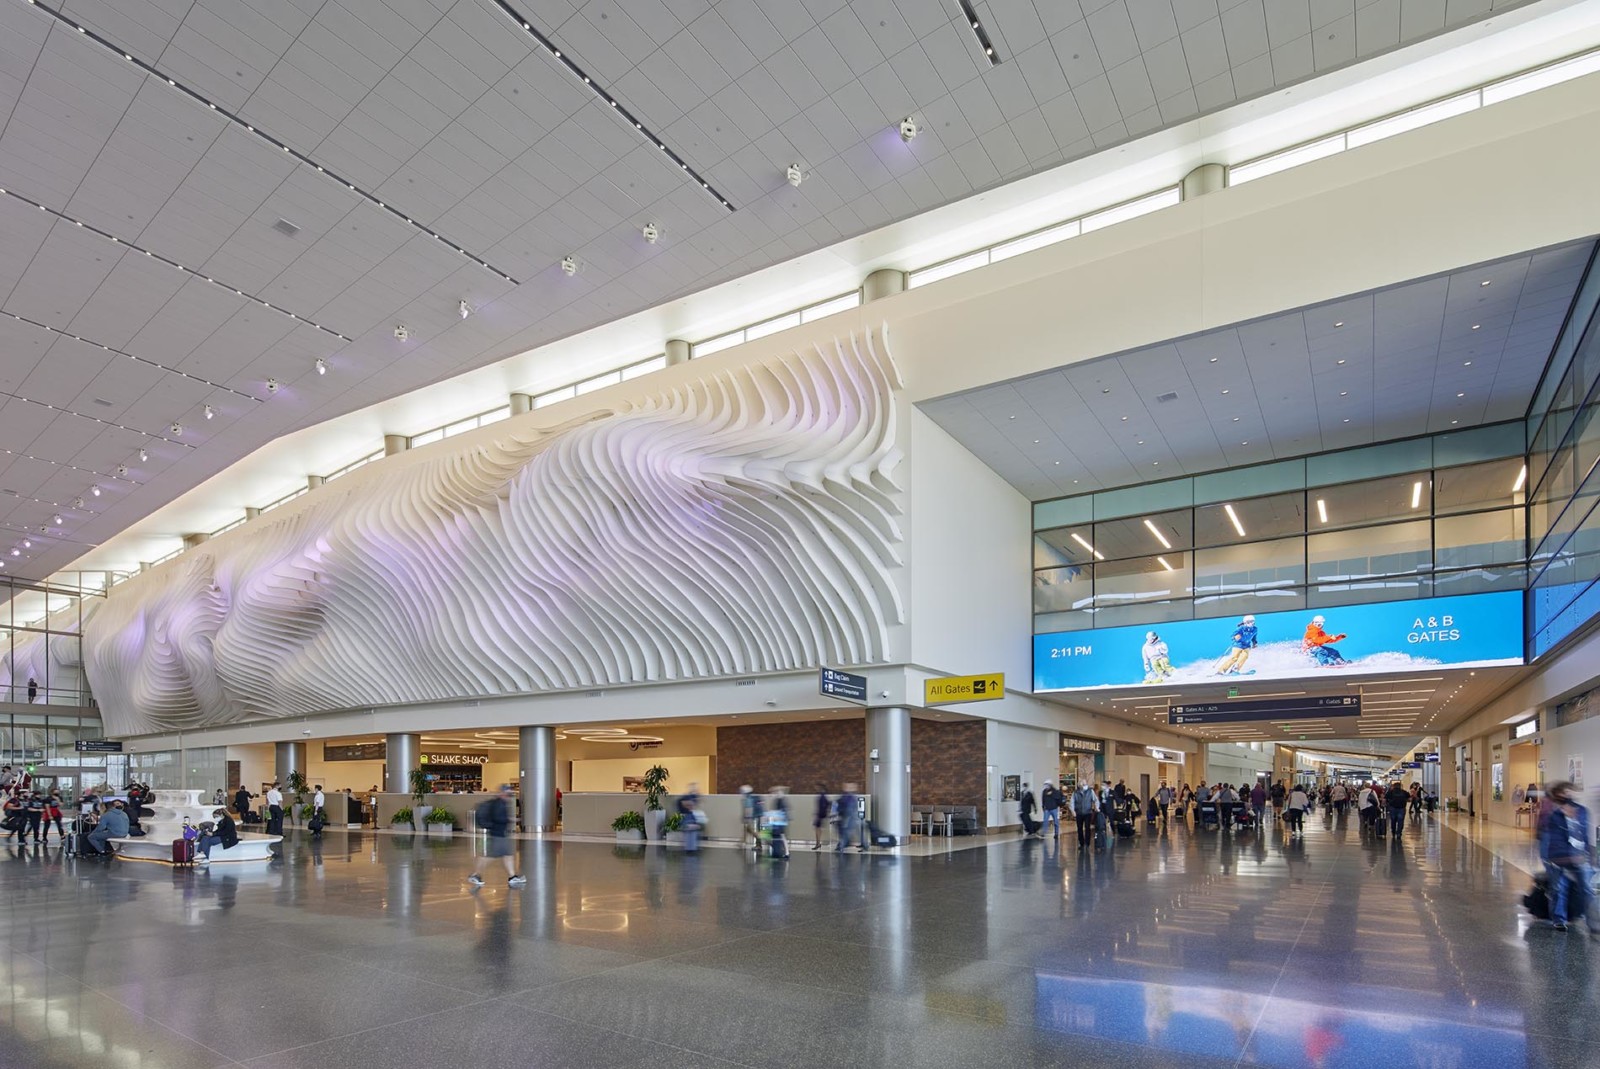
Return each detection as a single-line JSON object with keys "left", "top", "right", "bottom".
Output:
{"left": 0, "top": 815, "right": 1586, "bottom": 1069}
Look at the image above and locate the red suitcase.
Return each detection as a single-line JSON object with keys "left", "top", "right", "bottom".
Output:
{"left": 171, "top": 838, "right": 195, "bottom": 866}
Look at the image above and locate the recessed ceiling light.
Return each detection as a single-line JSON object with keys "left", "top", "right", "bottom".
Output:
{"left": 1121, "top": 416, "right": 1129, "bottom": 421}
{"left": 1471, "top": 324, "right": 1481, "bottom": 330}
{"left": 1336, "top": 359, "right": 1346, "bottom": 365}
{"left": 1342, "top": 418, "right": 1350, "bottom": 423}
{"left": 1451, "top": 419, "right": 1458, "bottom": 425}
{"left": 1137, "top": 440, "right": 1145, "bottom": 445}
{"left": 1480, "top": 280, "right": 1491, "bottom": 287}
{"left": 1209, "top": 357, "right": 1218, "bottom": 363}
{"left": 1033, "top": 439, "right": 1040, "bottom": 444}
{"left": 1334, "top": 321, "right": 1344, "bottom": 328}
{"left": 1221, "top": 389, "right": 1230, "bottom": 395}
{"left": 1231, "top": 417, "right": 1239, "bottom": 422}
{"left": 1456, "top": 392, "right": 1465, "bottom": 398}
{"left": 1339, "top": 391, "right": 1348, "bottom": 397}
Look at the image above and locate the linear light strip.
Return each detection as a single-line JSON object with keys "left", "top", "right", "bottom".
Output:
{"left": 0, "top": 306, "right": 261, "bottom": 401}
{"left": 22, "top": 0, "right": 519, "bottom": 285}
{"left": 0, "top": 187, "right": 353, "bottom": 345}
{"left": 0, "top": 389, "right": 191, "bottom": 449}
{"left": 489, "top": 0, "right": 734, "bottom": 212}
{"left": 955, "top": 0, "right": 1001, "bottom": 65}
{"left": 0, "top": 447, "right": 128, "bottom": 484}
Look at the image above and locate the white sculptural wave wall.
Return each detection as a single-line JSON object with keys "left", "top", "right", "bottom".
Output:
{"left": 85, "top": 330, "right": 905, "bottom": 734}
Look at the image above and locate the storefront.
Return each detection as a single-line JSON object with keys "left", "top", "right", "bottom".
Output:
{"left": 420, "top": 752, "right": 488, "bottom": 792}
{"left": 1059, "top": 735, "right": 1104, "bottom": 790}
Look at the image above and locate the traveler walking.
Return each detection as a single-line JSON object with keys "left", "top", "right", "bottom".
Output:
{"left": 835, "top": 783, "right": 866, "bottom": 852}
{"left": 765, "top": 786, "right": 791, "bottom": 858}
{"left": 233, "top": 785, "right": 251, "bottom": 820}
{"left": 1155, "top": 782, "right": 1173, "bottom": 827}
{"left": 1385, "top": 781, "right": 1409, "bottom": 837}
{"left": 812, "top": 785, "right": 831, "bottom": 850}
{"left": 1250, "top": 782, "right": 1267, "bottom": 826}
{"left": 740, "top": 785, "right": 762, "bottom": 847}
{"left": 1537, "top": 781, "right": 1595, "bottom": 932}
{"left": 27, "top": 677, "right": 37, "bottom": 703}
{"left": 676, "top": 782, "right": 704, "bottom": 853}
{"left": 1072, "top": 781, "right": 1098, "bottom": 850}
{"left": 42, "top": 792, "right": 66, "bottom": 843}
{"left": 1285, "top": 785, "right": 1309, "bottom": 836}
{"left": 467, "top": 786, "right": 526, "bottom": 888}
{"left": 1040, "top": 781, "right": 1062, "bottom": 838}
{"left": 1018, "top": 782, "right": 1040, "bottom": 837}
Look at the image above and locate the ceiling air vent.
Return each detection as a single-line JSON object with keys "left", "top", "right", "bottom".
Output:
{"left": 93, "top": 397, "right": 114, "bottom": 407}
{"left": 1155, "top": 391, "right": 1179, "bottom": 403}
{"left": 273, "top": 218, "right": 301, "bottom": 236}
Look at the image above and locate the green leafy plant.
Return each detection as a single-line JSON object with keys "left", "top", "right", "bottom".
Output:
{"left": 662, "top": 812, "right": 684, "bottom": 832}
{"left": 611, "top": 810, "right": 645, "bottom": 832}
{"left": 391, "top": 807, "right": 413, "bottom": 825}
{"left": 408, "top": 768, "right": 431, "bottom": 811}
{"left": 424, "top": 806, "right": 456, "bottom": 826}
{"left": 285, "top": 770, "right": 309, "bottom": 806}
{"left": 298, "top": 803, "right": 314, "bottom": 819}
{"left": 642, "top": 764, "right": 670, "bottom": 813}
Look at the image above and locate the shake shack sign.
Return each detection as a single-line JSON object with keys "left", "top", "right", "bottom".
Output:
{"left": 422, "top": 753, "right": 489, "bottom": 765}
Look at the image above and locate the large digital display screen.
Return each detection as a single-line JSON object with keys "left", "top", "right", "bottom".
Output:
{"left": 1033, "top": 590, "right": 1523, "bottom": 692}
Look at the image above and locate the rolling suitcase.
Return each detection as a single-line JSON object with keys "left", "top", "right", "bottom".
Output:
{"left": 171, "top": 838, "right": 196, "bottom": 867}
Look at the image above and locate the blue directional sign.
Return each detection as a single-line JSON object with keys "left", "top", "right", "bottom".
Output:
{"left": 819, "top": 668, "right": 868, "bottom": 704}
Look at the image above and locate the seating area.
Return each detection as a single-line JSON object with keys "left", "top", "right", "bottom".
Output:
{"left": 911, "top": 804, "right": 980, "bottom": 836}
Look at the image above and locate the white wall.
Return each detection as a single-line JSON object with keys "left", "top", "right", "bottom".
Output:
{"left": 985, "top": 720, "right": 1059, "bottom": 828}
{"left": 1205, "top": 743, "right": 1271, "bottom": 787}
{"left": 908, "top": 410, "right": 1032, "bottom": 682}
{"left": 570, "top": 756, "right": 712, "bottom": 794}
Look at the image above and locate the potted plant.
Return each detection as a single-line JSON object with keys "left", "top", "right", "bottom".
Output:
{"left": 391, "top": 806, "right": 414, "bottom": 829}
{"left": 407, "top": 768, "right": 431, "bottom": 831}
{"left": 285, "top": 770, "right": 309, "bottom": 826}
{"left": 662, "top": 812, "right": 685, "bottom": 845}
{"left": 612, "top": 810, "right": 645, "bottom": 842}
{"left": 424, "top": 806, "right": 456, "bottom": 835}
{"left": 641, "top": 764, "right": 670, "bottom": 840}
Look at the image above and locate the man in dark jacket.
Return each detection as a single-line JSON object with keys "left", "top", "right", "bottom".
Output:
{"left": 467, "top": 786, "right": 525, "bottom": 889}
{"left": 1539, "top": 781, "right": 1595, "bottom": 932}
{"left": 1385, "top": 782, "right": 1410, "bottom": 837}
{"left": 1018, "top": 783, "right": 1039, "bottom": 837}
{"left": 233, "top": 786, "right": 251, "bottom": 820}
{"left": 1040, "top": 782, "right": 1062, "bottom": 838}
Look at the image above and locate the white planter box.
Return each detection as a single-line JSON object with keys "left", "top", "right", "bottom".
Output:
{"left": 615, "top": 829, "right": 644, "bottom": 842}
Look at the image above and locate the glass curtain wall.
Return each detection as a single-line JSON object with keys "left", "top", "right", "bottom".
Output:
{"left": 1033, "top": 424, "right": 1527, "bottom": 634}
{"left": 1528, "top": 247, "right": 1600, "bottom": 656}
{"left": 0, "top": 573, "right": 107, "bottom": 707}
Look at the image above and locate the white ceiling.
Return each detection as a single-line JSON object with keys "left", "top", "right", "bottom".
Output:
{"left": 0, "top": 0, "right": 1540, "bottom": 579}
{"left": 920, "top": 239, "right": 1595, "bottom": 501}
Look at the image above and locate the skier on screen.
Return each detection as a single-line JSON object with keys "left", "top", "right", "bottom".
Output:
{"left": 1302, "top": 615, "right": 1350, "bottom": 666}
{"left": 1142, "top": 631, "right": 1172, "bottom": 682}
{"left": 1214, "top": 614, "right": 1258, "bottom": 675}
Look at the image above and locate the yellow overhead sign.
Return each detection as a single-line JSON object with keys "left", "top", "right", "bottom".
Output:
{"left": 924, "top": 673, "right": 1004, "bottom": 706}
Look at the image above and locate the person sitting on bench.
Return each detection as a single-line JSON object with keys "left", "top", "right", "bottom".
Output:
{"left": 195, "top": 809, "right": 238, "bottom": 861}
{"left": 87, "top": 800, "right": 129, "bottom": 854}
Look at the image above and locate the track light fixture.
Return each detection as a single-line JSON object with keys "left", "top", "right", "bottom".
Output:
{"left": 171, "top": 422, "right": 183, "bottom": 436}
{"left": 266, "top": 378, "right": 279, "bottom": 393}
{"left": 52, "top": 515, "right": 62, "bottom": 526}
{"left": 91, "top": 484, "right": 101, "bottom": 497}
{"left": 394, "top": 325, "right": 409, "bottom": 341}
{"left": 458, "top": 299, "right": 472, "bottom": 320}
{"left": 139, "top": 448, "right": 149, "bottom": 463}
{"left": 899, "top": 117, "right": 919, "bottom": 142}
{"left": 74, "top": 498, "right": 84, "bottom": 510}
{"left": 22, "top": 540, "right": 31, "bottom": 548}
{"left": 641, "top": 222, "right": 659, "bottom": 244}
{"left": 116, "top": 465, "right": 127, "bottom": 477}
{"left": 315, "top": 358, "right": 327, "bottom": 376}
{"left": 204, "top": 404, "right": 214, "bottom": 420}
{"left": 560, "top": 256, "right": 578, "bottom": 276}
{"left": 786, "top": 163, "right": 804, "bottom": 187}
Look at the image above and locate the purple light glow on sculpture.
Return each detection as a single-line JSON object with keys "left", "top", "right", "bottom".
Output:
{"left": 84, "top": 330, "right": 905, "bottom": 734}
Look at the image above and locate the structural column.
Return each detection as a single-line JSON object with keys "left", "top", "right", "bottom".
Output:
{"left": 385, "top": 733, "right": 420, "bottom": 794}
{"left": 865, "top": 706, "right": 911, "bottom": 842}
{"left": 664, "top": 339, "right": 690, "bottom": 366}
{"left": 274, "top": 741, "right": 306, "bottom": 784}
{"left": 519, "top": 726, "right": 557, "bottom": 831}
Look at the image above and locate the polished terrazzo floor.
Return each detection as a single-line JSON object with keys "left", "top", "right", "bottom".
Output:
{"left": 0, "top": 810, "right": 1592, "bottom": 1068}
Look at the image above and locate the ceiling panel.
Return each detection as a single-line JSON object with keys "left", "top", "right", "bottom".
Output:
{"left": 922, "top": 241, "right": 1597, "bottom": 501}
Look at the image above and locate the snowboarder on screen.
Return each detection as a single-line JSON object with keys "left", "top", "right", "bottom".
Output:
{"left": 1215, "top": 614, "right": 1258, "bottom": 675}
{"left": 1141, "top": 631, "right": 1172, "bottom": 682}
{"left": 1303, "top": 615, "right": 1350, "bottom": 666}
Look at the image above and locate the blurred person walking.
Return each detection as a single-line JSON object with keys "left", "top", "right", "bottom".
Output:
{"left": 467, "top": 785, "right": 526, "bottom": 889}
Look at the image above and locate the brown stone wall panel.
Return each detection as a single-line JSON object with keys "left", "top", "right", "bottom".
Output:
{"left": 911, "top": 719, "right": 987, "bottom": 825}
{"left": 715, "top": 721, "right": 865, "bottom": 794}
